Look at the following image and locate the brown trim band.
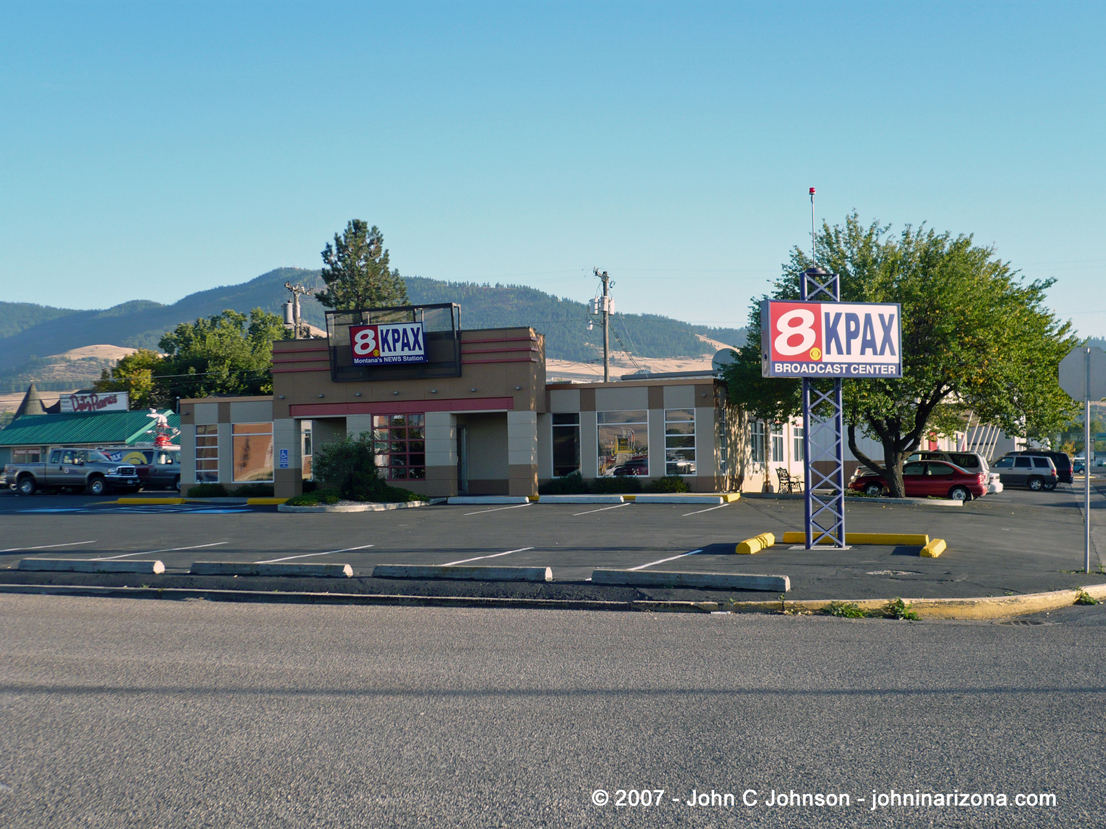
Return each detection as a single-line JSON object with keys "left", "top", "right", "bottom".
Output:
{"left": 289, "top": 397, "right": 516, "bottom": 417}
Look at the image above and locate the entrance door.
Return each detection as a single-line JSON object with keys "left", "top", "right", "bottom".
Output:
{"left": 457, "top": 426, "right": 468, "bottom": 494}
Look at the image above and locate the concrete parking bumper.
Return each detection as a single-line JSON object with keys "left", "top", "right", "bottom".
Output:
{"left": 19, "top": 558, "right": 166, "bottom": 575}
{"left": 591, "top": 569, "right": 789, "bottom": 592}
{"left": 372, "top": 564, "right": 553, "bottom": 582}
{"left": 189, "top": 562, "right": 354, "bottom": 577}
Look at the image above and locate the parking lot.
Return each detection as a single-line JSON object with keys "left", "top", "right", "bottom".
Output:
{"left": 2, "top": 481, "right": 1105, "bottom": 603}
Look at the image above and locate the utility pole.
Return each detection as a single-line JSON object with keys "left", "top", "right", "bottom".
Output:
{"left": 284, "top": 282, "right": 310, "bottom": 339}
{"left": 593, "top": 268, "right": 613, "bottom": 381}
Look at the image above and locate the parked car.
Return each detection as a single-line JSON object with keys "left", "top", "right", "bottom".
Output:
{"left": 1002, "top": 450, "right": 1072, "bottom": 484}
{"left": 907, "top": 451, "right": 1000, "bottom": 494}
{"left": 990, "top": 453, "right": 1059, "bottom": 491}
{"left": 848, "top": 460, "right": 987, "bottom": 501}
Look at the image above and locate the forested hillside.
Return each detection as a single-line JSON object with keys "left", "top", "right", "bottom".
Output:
{"left": 0, "top": 268, "right": 745, "bottom": 377}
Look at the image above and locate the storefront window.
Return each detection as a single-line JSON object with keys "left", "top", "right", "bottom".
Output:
{"left": 598, "top": 410, "right": 648, "bottom": 477}
{"left": 196, "top": 425, "right": 219, "bottom": 482}
{"left": 232, "top": 423, "right": 273, "bottom": 482}
{"left": 372, "top": 414, "right": 425, "bottom": 480}
{"left": 13, "top": 448, "right": 41, "bottom": 464}
{"left": 552, "top": 413, "right": 581, "bottom": 477}
{"left": 664, "top": 408, "right": 696, "bottom": 476}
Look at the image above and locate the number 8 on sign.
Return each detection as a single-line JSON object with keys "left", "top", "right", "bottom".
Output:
{"left": 352, "top": 327, "right": 378, "bottom": 356}
{"left": 774, "top": 308, "right": 817, "bottom": 356}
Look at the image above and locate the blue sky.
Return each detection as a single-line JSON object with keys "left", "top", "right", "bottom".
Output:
{"left": 2, "top": 1, "right": 1104, "bottom": 336}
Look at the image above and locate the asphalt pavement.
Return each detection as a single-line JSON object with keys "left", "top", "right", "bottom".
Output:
{"left": 1, "top": 481, "right": 1105, "bottom": 608}
{"left": 2, "top": 594, "right": 1104, "bottom": 828}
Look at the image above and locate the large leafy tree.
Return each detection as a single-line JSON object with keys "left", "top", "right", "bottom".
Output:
{"left": 96, "top": 310, "right": 289, "bottom": 407}
{"left": 315, "top": 220, "right": 409, "bottom": 311}
{"left": 722, "top": 213, "right": 1078, "bottom": 497}
{"left": 93, "top": 348, "right": 166, "bottom": 408}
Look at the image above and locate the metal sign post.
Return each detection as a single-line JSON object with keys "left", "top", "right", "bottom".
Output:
{"left": 1058, "top": 346, "right": 1106, "bottom": 574}
{"left": 799, "top": 268, "right": 845, "bottom": 548}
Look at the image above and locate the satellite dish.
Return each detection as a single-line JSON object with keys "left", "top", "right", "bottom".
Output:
{"left": 712, "top": 348, "right": 738, "bottom": 374}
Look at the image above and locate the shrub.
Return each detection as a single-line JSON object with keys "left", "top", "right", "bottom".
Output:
{"left": 312, "top": 432, "right": 387, "bottom": 502}
{"left": 539, "top": 472, "right": 589, "bottom": 495}
{"left": 186, "top": 483, "right": 229, "bottom": 498}
{"left": 285, "top": 492, "right": 320, "bottom": 506}
{"left": 590, "top": 476, "right": 643, "bottom": 494}
{"left": 646, "top": 475, "right": 690, "bottom": 494}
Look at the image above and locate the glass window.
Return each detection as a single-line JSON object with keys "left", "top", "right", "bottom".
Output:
{"left": 771, "top": 424, "right": 784, "bottom": 463}
{"left": 993, "top": 456, "right": 1013, "bottom": 468}
{"left": 1032, "top": 457, "right": 1050, "bottom": 468}
{"left": 302, "top": 426, "right": 313, "bottom": 481}
{"left": 927, "top": 463, "right": 954, "bottom": 476}
{"left": 1014, "top": 457, "right": 1032, "bottom": 468}
{"left": 13, "top": 448, "right": 41, "bottom": 464}
{"left": 598, "top": 410, "right": 648, "bottom": 477}
{"left": 372, "top": 414, "right": 425, "bottom": 480}
{"left": 903, "top": 462, "right": 926, "bottom": 476}
{"left": 552, "top": 413, "right": 581, "bottom": 478}
{"left": 665, "top": 408, "right": 696, "bottom": 476}
{"left": 792, "top": 426, "right": 804, "bottom": 462}
{"left": 196, "top": 425, "right": 219, "bottom": 482}
{"left": 750, "top": 421, "right": 765, "bottom": 464}
{"left": 232, "top": 422, "right": 273, "bottom": 483}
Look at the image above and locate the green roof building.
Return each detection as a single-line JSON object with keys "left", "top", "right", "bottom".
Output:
{"left": 0, "top": 410, "right": 180, "bottom": 467}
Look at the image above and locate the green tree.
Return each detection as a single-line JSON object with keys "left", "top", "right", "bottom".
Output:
{"left": 315, "top": 220, "right": 409, "bottom": 311}
{"left": 722, "top": 213, "right": 1078, "bottom": 497}
{"left": 93, "top": 348, "right": 167, "bottom": 409}
{"left": 156, "top": 309, "right": 288, "bottom": 401}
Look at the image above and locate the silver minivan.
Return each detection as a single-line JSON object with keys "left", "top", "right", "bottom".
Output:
{"left": 990, "top": 453, "right": 1058, "bottom": 491}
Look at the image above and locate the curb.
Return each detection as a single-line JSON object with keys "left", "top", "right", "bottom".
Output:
{"left": 2, "top": 581, "right": 1103, "bottom": 620}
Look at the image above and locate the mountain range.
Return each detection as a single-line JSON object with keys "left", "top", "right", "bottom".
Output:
{"left": 0, "top": 269, "right": 747, "bottom": 393}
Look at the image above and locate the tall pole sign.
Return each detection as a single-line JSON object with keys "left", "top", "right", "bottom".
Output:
{"left": 760, "top": 189, "right": 903, "bottom": 549}
{"left": 1058, "top": 346, "right": 1106, "bottom": 574}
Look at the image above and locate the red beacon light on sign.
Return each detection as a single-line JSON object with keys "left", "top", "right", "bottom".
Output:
{"left": 809, "top": 187, "right": 816, "bottom": 195}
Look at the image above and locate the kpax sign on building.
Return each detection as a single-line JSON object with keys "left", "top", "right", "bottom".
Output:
{"left": 349, "top": 322, "right": 429, "bottom": 366}
{"left": 760, "top": 300, "right": 902, "bottom": 378}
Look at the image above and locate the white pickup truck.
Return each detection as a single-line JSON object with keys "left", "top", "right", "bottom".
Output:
{"left": 3, "top": 448, "right": 141, "bottom": 495}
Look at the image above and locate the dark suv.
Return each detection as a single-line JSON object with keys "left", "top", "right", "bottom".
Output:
{"left": 1003, "top": 450, "right": 1072, "bottom": 484}
{"left": 991, "top": 453, "right": 1059, "bottom": 491}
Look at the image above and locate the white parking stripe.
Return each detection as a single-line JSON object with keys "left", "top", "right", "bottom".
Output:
{"left": 463, "top": 503, "right": 531, "bottom": 516}
{"left": 682, "top": 503, "right": 731, "bottom": 516}
{"left": 444, "top": 547, "right": 534, "bottom": 566}
{"left": 93, "top": 542, "right": 229, "bottom": 561}
{"left": 257, "top": 544, "right": 375, "bottom": 564}
{"left": 0, "top": 540, "right": 97, "bottom": 553}
{"left": 629, "top": 549, "right": 703, "bottom": 571}
{"left": 572, "top": 503, "right": 631, "bottom": 516}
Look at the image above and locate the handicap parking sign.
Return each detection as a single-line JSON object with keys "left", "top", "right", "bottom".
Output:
{"left": 279, "top": 448, "right": 289, "bottom": 469}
